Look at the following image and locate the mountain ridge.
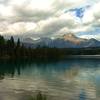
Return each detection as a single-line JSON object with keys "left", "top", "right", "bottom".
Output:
{"left": 22, "top": 33, "right": 100, "bottom": 48}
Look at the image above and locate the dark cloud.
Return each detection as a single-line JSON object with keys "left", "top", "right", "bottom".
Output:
{"left": 13, "top": 5, "right": 55, "bottom": 23}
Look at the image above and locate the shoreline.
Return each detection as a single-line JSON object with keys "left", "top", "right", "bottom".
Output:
{"left": 0, "top": 55, "right": 100, "bottom": 60}
{"left": 67, "top": 55, "right": 100, "bottom": 58}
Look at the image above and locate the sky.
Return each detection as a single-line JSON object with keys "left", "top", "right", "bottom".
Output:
{"left": 0, "top": 0, "right": 100, "bottom": 40}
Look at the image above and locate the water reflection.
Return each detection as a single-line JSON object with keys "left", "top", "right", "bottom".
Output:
{"left": 0, "top": 59, "right": 100, "bottom": 100}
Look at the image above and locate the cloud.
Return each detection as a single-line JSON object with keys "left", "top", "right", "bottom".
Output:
{"left": 32, "top": 12, "right": 79, "bottom": 37}
{"left": 0, "top": 22, "right": 37, "bottom": 36}
{"left": 0, "top": 0, "right": 99, "bottom": 40}
{"left": 82, "top": 2, "right": 100, "bottom": 24}
{"left": 52, "top": 0, "right": 86, "bottom": 10}
{"left": 0, "top": 0, "right": 10, "bottom": 5}
{"left": 12, "top": 5, "right": 54, "bottom": 23}
{"left": 0, "top": 0, "right": 55, "bottom": 23}
{"left": 79, "top": 34, "right": 100, "bottom": 40}
{"left": 0, "top": 4, "right": 79, "bottom": 38}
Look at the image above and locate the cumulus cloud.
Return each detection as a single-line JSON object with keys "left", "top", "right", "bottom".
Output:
{"left": 52, "top": 0, "right": 86, "bottom": 10}
{"left": 0, "top": 0, "right": 99, "bottom": 39}
{"left": 82, "top": 2, "right": 100, "bottom": 24}
{"left": 35, "top": 13, "right": 78, "bottom": 35}
{"left": 13, "top": 5, "right": 54, "bottom": 23}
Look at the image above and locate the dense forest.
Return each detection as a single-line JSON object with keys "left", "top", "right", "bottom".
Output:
{"left": 0, "top": 35, "right": 100, "bottom": 59}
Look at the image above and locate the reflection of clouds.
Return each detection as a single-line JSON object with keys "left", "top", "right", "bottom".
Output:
{"left": 76, "top": 68, "right": 98, "bottom": 100}
{"left": 54, "top": 65, "right": 98, "bottom": 100}
{"left": 0, "top": 61, "right": 100, "bottom": 100}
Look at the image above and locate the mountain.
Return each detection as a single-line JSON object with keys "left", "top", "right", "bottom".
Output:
{"left": 22, "top": 37, "right": 53, "bottom": 48}
{"left": 22, "top": 38, "right": 35, "bottom": 48}
{"left": 23, "top": 38, "right": 34, "bottom": 43}
{"left": 80, "top": 38, "right": 100, "bottom": 47}
{"left": 32, "top": 37, "right": 53, "bottom": 48}
{"left": 62, "top": 33, "right": 87, "bottom": 44}
{"left": 22, "top": 34, "right": 100, "bottom": 48}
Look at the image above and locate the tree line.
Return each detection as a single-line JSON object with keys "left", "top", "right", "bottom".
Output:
{"left": 0, "top": 35, "right": 67, "bottom": 59}
{"left": 0, "top": 35, "right": 100, "bottom": 59}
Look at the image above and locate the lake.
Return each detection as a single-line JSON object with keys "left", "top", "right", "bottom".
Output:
{"left": 0, "top": 58, "right": 100, "bottom": 100}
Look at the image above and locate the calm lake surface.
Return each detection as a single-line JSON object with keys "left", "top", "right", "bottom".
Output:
{"left": 0, "top": 58, "right": 100, "bottom": 100}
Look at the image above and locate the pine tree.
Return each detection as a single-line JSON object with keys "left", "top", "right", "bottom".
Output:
{"left": 10, "top": 36, "right": 15, "bottom": 49}
{"left": 17, "top": 38, "right": 20, "bottom": 48}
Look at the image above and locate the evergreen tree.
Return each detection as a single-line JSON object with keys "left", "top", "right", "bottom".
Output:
{"left": 17, "top": 38, "right": 20, "bottom": 48}
{"left": 10, "top": 36, "right": 15, "bottom": 48}
{"left": 0, "top": 35, "right": 5, "bottom": 45}
{"left": 0, "top": 35, "right": 5, "bottom": 56}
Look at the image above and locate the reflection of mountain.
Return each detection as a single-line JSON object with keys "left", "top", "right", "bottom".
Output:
{"left": 23, "top": 33, "right": 100, "bottom": 48}
{"left": 0, "top": 59, "right": 99, "bottom": 100}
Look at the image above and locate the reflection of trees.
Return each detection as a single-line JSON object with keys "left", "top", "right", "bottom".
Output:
{"left": 0, "top": 59, "right": 99, "bottom": 100}
{"left": 0, "top": 59, "right": 45, "bottom": 79}
{"left": 0, "top": 59, "right": 62, "bottom": 79}
{"left": 28, "top": 91, "right": 47, "bottom": 100}
{"left": 0, "top": 74, "right": 4, "bottom": 80}
{"left": 34, "top": 91, "right": 47, "bottom": 100}
{"left": 0, "top": 60, "right": 30, "bottom": 79}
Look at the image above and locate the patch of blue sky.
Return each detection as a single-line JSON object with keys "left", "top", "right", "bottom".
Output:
{"left": 64, "top": 5, "right": 91, "bottom": 21}
{"left": 77, "top": 28, "right": 100, "bottom": 36}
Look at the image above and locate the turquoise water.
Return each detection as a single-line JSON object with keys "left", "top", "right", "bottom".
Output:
{"left": 0, "top": 58, "right": 100, "bottom": 100}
